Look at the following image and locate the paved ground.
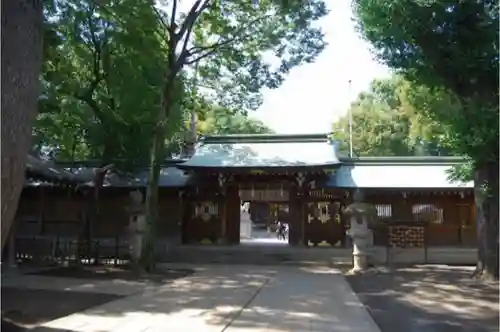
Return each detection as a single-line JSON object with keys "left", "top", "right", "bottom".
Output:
{"left": 346, "top": 265, "right": 499, "bottom": 332}
{"left": 240, "top": 229, "right": 288, "bottom": 246}
{"left": 2, "top": 287, "right": 123, "bottom": 330}
{"left": 4, "top": 265, "right": 380, "bottom": 332}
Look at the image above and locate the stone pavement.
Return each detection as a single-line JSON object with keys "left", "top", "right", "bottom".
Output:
{"left": 19, "top": 265, "right": 380, "bottom": 332}
{"left": 2, "top": 272, "right": 149, "bottom": 296}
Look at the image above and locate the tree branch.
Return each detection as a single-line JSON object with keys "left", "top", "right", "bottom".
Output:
{"left": 175, "top": 0, "right": 210, "bottom": 42}
{"left": 174, "top": 0, "right": 212, "bottom": 69}
{"left": 94, "top": 1, "right": 167, "bottom": 42}
{"left": 183, "top": 14, "right": 270, "bottom": 66}
{"left": 74, "top": 11, "right": 106, "bottom": 120}
{"left": 170, "top": 0, "right": 178, "bottom": 31}
{"left": 151, "top": 4, "right": 169, "bottom": 40}
{"left": 184, "top": 37, "right": 237, "bottom": 65}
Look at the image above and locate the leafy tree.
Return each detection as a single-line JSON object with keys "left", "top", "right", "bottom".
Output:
{"left": 332, "top": 76, "right": 450, "bottom": 157}
{"left": 353, "top": 0, "right": 499, "bottom": 279}
{"left": 197, "top": 106, "right": 273, "bottom": 135}
{"left": 35, "top": 0, "right": 184, "bottom": 173}
{"left": 36, "top": 0, "right": 275, "bottom": 165}
{"left": 136, "top": 0, "right": 328, "bottom": 270}
{"left": 1, "top": 0, "right": 44, "bottom": 251}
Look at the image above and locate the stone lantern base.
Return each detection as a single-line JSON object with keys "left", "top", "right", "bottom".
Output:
{"left": 349, "top": 252, "right": 368, "bottom": 274}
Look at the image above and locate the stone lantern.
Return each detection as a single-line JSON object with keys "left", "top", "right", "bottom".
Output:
{"left": 126, "top": 190, "right": 146, "bottom": 266}
{"left": 344, "top": 189, "right": 377, "bottom": 274}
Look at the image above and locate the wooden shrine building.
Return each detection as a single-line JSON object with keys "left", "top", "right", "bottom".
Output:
{"left": 176, "top": 133, "right": 475, "bottom": 247}
{"left": 15, "top": 133, "right": 476, "bottom": 254}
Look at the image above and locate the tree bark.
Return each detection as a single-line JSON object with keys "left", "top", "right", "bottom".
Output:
{"left": 141, "top": 80, "right": 174, "bottom": 272}
{"left": 473, "top": 160, "right": 499, "bottom": 280}
{"left": 141, "top": 121, "right": 165, "bottom": 272}
{"left": 1, "top": 0, "right": 44, "bottom": 251}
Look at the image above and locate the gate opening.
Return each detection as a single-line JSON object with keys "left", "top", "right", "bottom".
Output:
{"left": 238, "top": 185, "right": 290, "bottom": 246}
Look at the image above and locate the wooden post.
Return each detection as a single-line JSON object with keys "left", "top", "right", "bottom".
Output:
{"left": 114, "top": 235, "right": 119, "bottom": 266}
{"left": 300, "top": 189, "right": 306, "bottom": 247}
{"left": 220, "top": 192, "right": 227, "bottom": 244}
{"left": 218, "top": 173, "right": 227, "bottom": 244}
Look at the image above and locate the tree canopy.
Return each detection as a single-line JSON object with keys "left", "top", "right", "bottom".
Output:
{"left": 35, "top": 0, "right": 277, "bottom": 170}
{"left": 353, "top": 0, "right": 499, "bottom": 279}
{"left": 36, "top": 0, "right": 177, "bottom": 171}
{"left": 353, "top": 0, "right": 498, "bottom": 163}
{"left": 197, "top": 106, "right": 273, "bottom": 136}
{"left": 332, "top": 76, "right": 451, "bottom": 157}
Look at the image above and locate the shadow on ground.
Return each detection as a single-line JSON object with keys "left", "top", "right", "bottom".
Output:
{"left": 2, "top": 265, "right": 195, "bottom": 331}
{"left": 24, "top": 266, "right": 369, "bottom": 332}
{"left": 345, "top": 265, "right": 499, "bottom": 332}
{"left": 31, "top": 265, "right": 194, "bottom": 284}
{"left": 8, "top": 264, "right": 494, "bottom": 332}
{"left": 1, "top": 287, "right": 124, "bottom": 331}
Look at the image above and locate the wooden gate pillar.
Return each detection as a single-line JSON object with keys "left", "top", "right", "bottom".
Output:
{"left": 225, "top": 184, "right": 240, "bottom": 244}
{"left": 288, "top": 185, "right": 304, "bottom": 246}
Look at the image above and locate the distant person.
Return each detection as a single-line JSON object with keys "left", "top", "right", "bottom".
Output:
{"left": 275, "top": 220, "right": 288, "bottom": 240}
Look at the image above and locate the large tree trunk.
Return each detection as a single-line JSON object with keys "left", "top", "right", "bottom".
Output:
{"left": 1, "top": 0, "right": 44, "bottom": 251}
{"left": 141, "top": 80, "right": 174, "bottom": 272}
{"left": 141, "top": 121, "right": 165, "bottom": 272}
{"left": 473, "top": 160, "right": 499, "bottom": 280}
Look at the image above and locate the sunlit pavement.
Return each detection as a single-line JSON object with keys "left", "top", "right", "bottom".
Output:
{"left": 240, "top": 229, "right": 289, "bottom": 246}
{"left": 29, "top": 265, "right": 380, "bottom": 332}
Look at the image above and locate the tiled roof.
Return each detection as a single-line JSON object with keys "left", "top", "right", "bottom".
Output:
{"left": 178, "top": 133, "right": 340, "bottom": 169}
{"left": 25, "top": 155, "right": 92, "bottom": 184}
{"left": 27, "top": 166, "right": 189, "bottom": 188}
{"left": 96, "top": 167, "right": 189, "bottom": 188}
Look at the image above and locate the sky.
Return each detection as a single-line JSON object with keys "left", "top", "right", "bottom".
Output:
{"left": 249, "top": 0, "right": 391, "bottom": 134}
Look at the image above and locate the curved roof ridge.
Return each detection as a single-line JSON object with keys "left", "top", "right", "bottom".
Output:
{"left": 201, "top": 133, "right": 333, "bottom": 144}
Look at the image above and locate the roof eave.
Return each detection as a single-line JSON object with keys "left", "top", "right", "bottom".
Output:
{"left": 176, "top": 163, "right": 342, "bottom": 172}
{"left": 339, "top": 156, "right": 469, "bottom": 165}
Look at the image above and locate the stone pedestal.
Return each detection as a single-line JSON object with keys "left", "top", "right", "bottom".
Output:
{"left": 352, "top": 253, "right": 367, "bottom": 272}
{"left": 126, "top": 190, "right": 146, "bottom": 267}
{"left": 344, "top": 190, "right": 377, "bottom": 274}
{"left": 346, "top": 216, "right": 372, "bottom": 274}
{"left": 129, "top": 215, "right": 145, "bottom": 262}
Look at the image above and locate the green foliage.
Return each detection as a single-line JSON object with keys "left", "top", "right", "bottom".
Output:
{"left": 401, "top": 83, "right": 498, "bottom": 163}
{"left": 332, "top": 76, "right": 451, "bottom": 157}
{"left": 353, "top": 0, "right": 499, "bottom": 164}
{"left": 35, "top": 0, "right": 185, "bottom": 172}
{"left": 161, "top": 0, "right": 328, "bottom": 112}
{"left": 353, "top": 0, "right": 499, "bottom": 278}
{"left": 197, "top": 106, "right": 273, "bottom": 135}
{"left": 446, "top": 158, "right": 474, "bottom": 183}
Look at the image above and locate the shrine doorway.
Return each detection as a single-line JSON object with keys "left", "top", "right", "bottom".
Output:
{"left": 238, "top": 185, "right": 292, "bottom": 246}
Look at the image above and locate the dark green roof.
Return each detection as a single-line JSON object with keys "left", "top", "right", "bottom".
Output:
{"left": 25, "top": 155, "right": 93, "bottom": 185}
{"left": 26, "top": 160, "right": 189, "bottom": 188}
{"left": 179, "top": 133, "right": 340, "bottom": 169}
